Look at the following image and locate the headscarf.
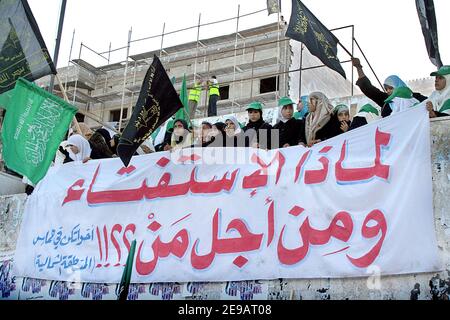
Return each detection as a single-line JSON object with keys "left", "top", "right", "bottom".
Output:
{"left": 390, "top": 97, "right": 420, "bottom": 114}
{"left": 333, "top": 104, "right": 349, "bottom": 115}
{"left": 107, "top": 134, "right": 120, "bottom": 155}
{"left": 425, "top": 74, "right": 450, "bottom": 114}
{"left": 90, "top": 132, "right": 114, "bottom": 158}
{"left": 213, "top": 122, "right": 226, "bottom": 133}
{"left": 201, "top": 121, "right": 213, "bottom": 144}
{"left": 54, "top": 140, "right": 69, "bottom": 166}
{"left": 96, "top": 128, "right": 111, "bottom": 144}
{"left": 305, "top": 92, "right": 334, "bottom": 145}
{"left": 201, "top": 121, "right": 212, "bottom": 129}
{"left": 278, "top": 104, "right": 294, "bottom": 123}
{"left": 203, "top": 122, "right": 226, "bottom": 147}
{"left": 383, "top": 75, "right": 407, "bottom": 89}
{"left": 67, "top": 134, "right": 91, "bottom": 161}
{"left": 225, "top": 116, "right": 242, "bottom": 135}
{"left": 385, "top": 87, "right": 419, "bottom": 114}
{"left": 294, "top": 95, "right": 309, "bottom": 119}
{"left": 170, "top": 119, "right": 193, "bottom": 149}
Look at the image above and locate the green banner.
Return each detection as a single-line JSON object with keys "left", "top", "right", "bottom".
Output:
{"left": 117, "top": 239, "right": 136, "bottom": 301}
{"left": 1, "top": 78, "right": 77, "bottom": 184}
{"left": 174, "top": 74, "right": 190, "bottom": 125}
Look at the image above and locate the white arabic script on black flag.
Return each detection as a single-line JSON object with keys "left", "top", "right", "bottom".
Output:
{"left": 0, "top": 0, "right": 56, "bottom": 94}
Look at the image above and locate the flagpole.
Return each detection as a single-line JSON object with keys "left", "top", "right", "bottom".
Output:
{"left": 119, "top": 28, "right": 132, "bottom": 132}
{"left": 276, "top": 6, "right": 280, "bottom": 100}
{"left": 231, "top": 4, "right": 240, "bottom": 114}
{"left": 351, "top": 26, "right": 355, "bottom": 96}
{"left": 49, "top": 0, "right": 67, "bottom": 94}
{"left": 64, "top": 29, "right": 75, "bottom": 93}
{"left": 299, "top": 44, "right": 304, "bottom": 99}
{"left": 337, "top": 41, "right": 352, "bottom": 58}
{"left": 353, "top": 38, "right": 385, "bottom": 92}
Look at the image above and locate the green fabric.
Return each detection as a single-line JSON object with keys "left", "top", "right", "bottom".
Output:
{"left": 117, "top": 239, "right": 136, "bottom": 300}
{"left": 174, "top": 74, "right": 191, "bottom": 126}
{"left": 0, "top": 91, "right": 13, "bottom": 110}
{"left": 359, "top": 103, "right": 379, "bottom": 115}
{"left": 1, "top": 78, "right": 77, "bottom": 184}
{"left": 293, "top": 111, "right": 302, "bottom": 120}
{"left": 278, "top": 96, "right": 294, "bottom": 107}
{"left": 439, "top": 99, "right": 450, "bottom": 113}
{"left": 384, "top": 86, "right": 413, "bottom": 103}
{"left": 430, "top": 65, "right": 450, "bottom": 76}
{"left": 150, "top": 126, "right": 160, "bottom": 141}
{"left": 167, "top": 118, "right": 174, "bottom": 132}
{"left": 246, "top": 101, "right": 263, "bottom": 111}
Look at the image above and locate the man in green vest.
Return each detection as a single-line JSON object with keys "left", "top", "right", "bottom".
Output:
{"left": 188, "top": 80, "right": 202, "bottom": 120}
{"left": 207, "top": 75, "right": 220, "bottom": 117}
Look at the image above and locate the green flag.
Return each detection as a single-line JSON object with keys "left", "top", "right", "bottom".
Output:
{"left": 174, "top": 74, "right": 190, "bottom": 126}
{"left": 0, "top": 91, "right": 13, "bottom": 109}
{"left": 1, "top": 78, "right": 77, "bottom": 184}
{"left": 117, "top": 239, "right": 136, "bottom": 301}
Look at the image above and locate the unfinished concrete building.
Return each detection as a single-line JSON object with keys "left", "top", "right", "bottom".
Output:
{"left": 34, "top": 21, "right": 356, "bottom": 129}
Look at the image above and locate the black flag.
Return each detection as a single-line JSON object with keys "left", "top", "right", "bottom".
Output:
{"left": 415, "top": 0, "right": 443, "bottom": 68}
{"left": 117, "top": 55, "right": 183, "bottom": 167}
{"left": 0, "top": 0, "right": 56, "bottom": 94}
{"left": 286, "top": 0, "right": 346, "bottom": 79}
{"left": 267, "top": 0, "right": 281, "bottom": 15}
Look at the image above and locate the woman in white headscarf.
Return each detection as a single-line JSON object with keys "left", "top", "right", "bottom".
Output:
{"left": 224, "top": 116, "right": 245, "bottom": 147}
{"left": 304, "top": 92, "right": 334, "bottom": 147}
{"left": 423, "top": 66, "right": 450, "bottom": 118}
{"left": 66, "top": 134, "right": 92, "bottom": 163}
{"left": 383, "top": 86, "right": 420, "bottom": 114}
{"left": 352, "top": 58, "right": 427, "bottom": 118}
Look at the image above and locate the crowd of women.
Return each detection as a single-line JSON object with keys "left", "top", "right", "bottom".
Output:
{"left": 58, "top": 62, "right": 450, "bottom": 164}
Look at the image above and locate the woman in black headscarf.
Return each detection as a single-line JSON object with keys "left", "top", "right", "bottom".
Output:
{"left": 96, "top": 128, "right": 115, "bottom": 154}
{"left": 89, "top": 130, "right": 114, "bottom": 159}
{"left": 205, "top": 121, "right": 226, "bottom": 147}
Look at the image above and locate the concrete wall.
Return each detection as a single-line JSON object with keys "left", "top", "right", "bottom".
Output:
{"left": 0, "top": 173, "right": 25, "bottom": 196}
{"left": 1, "top": 117, "right": 449, "bottom": 300}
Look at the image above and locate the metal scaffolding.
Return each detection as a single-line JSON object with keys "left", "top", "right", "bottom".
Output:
{"left": 60, "top": 5, "right": 378, "bottom": 126}
{"left": 66, "top": 6, "right": 287, "bottom": 122}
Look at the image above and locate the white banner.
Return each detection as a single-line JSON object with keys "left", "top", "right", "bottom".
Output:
{"left": 13, "top": 106, "right": 442, "bottom": 283}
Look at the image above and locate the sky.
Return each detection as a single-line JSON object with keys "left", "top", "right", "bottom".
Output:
{"left": 27, "top": 0, "right": 450, "bottom": 86}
